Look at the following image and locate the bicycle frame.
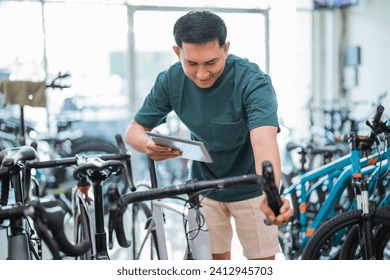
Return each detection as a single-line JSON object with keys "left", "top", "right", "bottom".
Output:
{"left": 147, "top": 158, "right": 212, "bottom": 260}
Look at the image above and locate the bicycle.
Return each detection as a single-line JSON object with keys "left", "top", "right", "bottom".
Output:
{"left": 107, "top": 159, "right": 279, "bottom": 260}
{"left": 23, "top": 134, "right": 136, "bottom": 260}
{"left": 279, "top": 105, "right": 390, "bottom": 259}
{"left": 301, "top": 140, "right": 390, "bottom": 260}
{"left": 299, "top": 107, "right": 390, "bottom": 260}
{"left": 0, "top": 145, "right": 89, "bottom": 259}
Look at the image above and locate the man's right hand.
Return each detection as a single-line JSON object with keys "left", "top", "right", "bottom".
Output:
{"left": 146, "top": 138, "right": 183, "bottom": 161}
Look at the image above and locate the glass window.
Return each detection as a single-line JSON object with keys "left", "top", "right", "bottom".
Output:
{"left": 0, "top": 1, "right": 45, "bottom": 80}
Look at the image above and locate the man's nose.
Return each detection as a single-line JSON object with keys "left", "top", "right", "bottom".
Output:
{"left": 196, "top": 66, "right": 209, "bottom": 80}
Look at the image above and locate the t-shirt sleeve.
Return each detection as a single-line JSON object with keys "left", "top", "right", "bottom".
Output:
{"left": 243, "top": 73, "right": 280, "bottom": 132}
{"left": 134, "top": 71, "right": 172, "bottom": 128}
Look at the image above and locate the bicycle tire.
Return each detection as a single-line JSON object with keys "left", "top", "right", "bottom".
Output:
{"left": 301, "top": 206, "right": 390, "bottom": 260}
{"left": 70, "top": 136, "right": 118, "bottom": 154}
{"left": 339, "top": 223, "right": 390, "bottom": 259}
{"left": 131, "top": 202, "right": 159, "bottom": 260}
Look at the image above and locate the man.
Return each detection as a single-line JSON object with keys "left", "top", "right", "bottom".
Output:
{"left": 125, "top": 10, "right": 292, "bottom": 260}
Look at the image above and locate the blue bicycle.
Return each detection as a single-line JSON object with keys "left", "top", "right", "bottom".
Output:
{"left": 279, "top": 105, "right": 390, "bottom": 259}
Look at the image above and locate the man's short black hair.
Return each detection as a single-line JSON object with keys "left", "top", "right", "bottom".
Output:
{"left": 173, "top": 10, "right": 227, "bottom": 48}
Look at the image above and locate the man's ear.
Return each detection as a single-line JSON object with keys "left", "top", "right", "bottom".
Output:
{"left": 173, "top": 45, "right": 181, "bottom": 59}
{"left": 224, "top": 41, "right": 230, "bottom": 55}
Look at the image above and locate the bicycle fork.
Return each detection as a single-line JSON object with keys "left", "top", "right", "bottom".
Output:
{"left": 350, "top": 132, "right": 377, "bottom": 259}
{"left": 352, "top": 174, "right": 376, "bottom": 259}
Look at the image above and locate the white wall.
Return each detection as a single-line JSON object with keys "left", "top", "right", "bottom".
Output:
{"left": 346, "top": 0, "right": 390, "bottom": 111}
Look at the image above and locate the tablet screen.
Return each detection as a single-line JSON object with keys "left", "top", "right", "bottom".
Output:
{"left": 146, "top": 131, "right": 213, "bottom": 163}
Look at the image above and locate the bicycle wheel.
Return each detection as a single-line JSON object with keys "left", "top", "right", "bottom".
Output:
{"left": 301, "top": 206, "right": 390, "bottom": 260}
{"left": 131, "top": 202, "right": 159, "bottom": 260}
{"left": 339, "top": 223, "right": 390, "bottom": 259}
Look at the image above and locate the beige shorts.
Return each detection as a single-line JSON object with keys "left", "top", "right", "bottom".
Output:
{"left": 200, "top": 195, "right": 279, "bottom": 259}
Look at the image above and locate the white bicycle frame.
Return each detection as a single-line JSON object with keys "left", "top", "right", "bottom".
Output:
{"left": 151, "top": 199, "right": 212, "bottom": 260}
{"left": 145, "top": 157, "right": 212, "bottom": 260}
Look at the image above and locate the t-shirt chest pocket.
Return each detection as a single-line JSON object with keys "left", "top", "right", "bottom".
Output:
{"left": 210, "top": 119, "right": 247, "bottom": 152}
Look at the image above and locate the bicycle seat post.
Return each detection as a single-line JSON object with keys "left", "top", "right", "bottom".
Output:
{"left": 147, "top": 157, "right": 158, "bottom": 189}
{"left": 89, "top": 173, "right": 110, "bottom": 260}
{"left": 147, "top": 157, "right": 169, "bottom": 259}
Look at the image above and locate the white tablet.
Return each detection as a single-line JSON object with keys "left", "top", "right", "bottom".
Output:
{"left": 146, "top": 131, "right": 213, "bottom": 163}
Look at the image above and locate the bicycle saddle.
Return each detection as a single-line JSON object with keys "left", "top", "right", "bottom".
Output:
{"left": 0, "top": 146, "right": 37, "bottom": 167}
{"left": 73, "top": 156, "right": 125, "bottom": 180}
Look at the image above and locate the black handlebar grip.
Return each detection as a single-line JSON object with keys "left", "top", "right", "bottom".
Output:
{"left": 372, "top": 105, "right": 384, "bottom": 125}
{"left": 261, "top": 161, "right": 282, "bottom": 216}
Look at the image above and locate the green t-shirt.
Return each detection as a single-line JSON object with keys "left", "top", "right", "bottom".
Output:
{"left": 134, "top": 54, "right": 279, "bottom": 202}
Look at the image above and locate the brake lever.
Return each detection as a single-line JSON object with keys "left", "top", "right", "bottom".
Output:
{"left": 29, "top": 200, "right": 91, "bottom": 258}
{"left": 262, "top": 161, "right": 282, "bottom": 216}
{"left": 107, "top": 184, "right": 131, "bottom": 249}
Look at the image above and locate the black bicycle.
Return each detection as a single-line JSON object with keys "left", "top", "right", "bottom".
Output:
{"left": 0, "top": 145, "right": 90, "bottom": 259}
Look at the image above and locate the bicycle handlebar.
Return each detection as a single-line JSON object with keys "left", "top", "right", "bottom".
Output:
{"left": 26, "top": 134, "right": 133, "bottom": 178}
{"left": 46, "top": 72, "right": 71, "bottom": 90}
{"left": 372, "top": 105, "right": 384, "bottom": 125}
{"left": 26, "top": 152, "right": 130, "bottom": 169}
{"left": 108, "top": 161, "right": 278, "bottom": 249}
{"left": 122, "top": 174, "right": 262, "bottom": 204}
{"left": 0, "top": 200, "right": 91, "bottom": 259}
{"left": 350, "top": 105, "right": 389, "bottom": 151}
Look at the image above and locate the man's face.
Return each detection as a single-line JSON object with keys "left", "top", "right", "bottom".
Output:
{"left": 173, "top": 39, "right": 230, "bottom": 89}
